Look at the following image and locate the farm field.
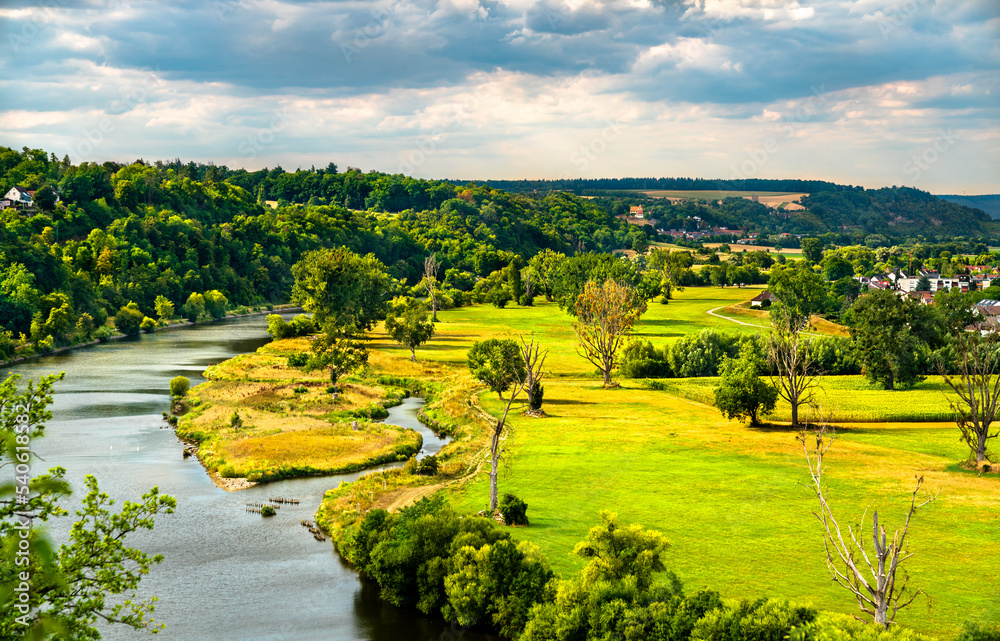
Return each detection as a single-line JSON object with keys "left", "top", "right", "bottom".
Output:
{"left": 363, "top": 292, "right": 1000, "bottom": 638}
{"left": 639, "top": 189, "right": 806, "bottom": 201}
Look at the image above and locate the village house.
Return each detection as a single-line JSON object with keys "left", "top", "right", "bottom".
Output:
{"left": 629, "top": 205, "right": 644, "bottom": 219}
{"left": 750, "top": 291, "right": 775, "bottom": 307}
{"left": 4, "top": 186, "right": 32, "bottom": 207}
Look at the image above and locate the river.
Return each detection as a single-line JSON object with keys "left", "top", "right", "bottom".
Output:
{"left": 9, "top": 315, "right": 496, "bottom": 641}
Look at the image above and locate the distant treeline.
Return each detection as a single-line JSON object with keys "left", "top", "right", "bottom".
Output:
{"left": 455, "top": 177, "right": 857, "bottom": 194}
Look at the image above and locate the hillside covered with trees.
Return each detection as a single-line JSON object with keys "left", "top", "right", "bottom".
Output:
{"left": 0, "top": 146, "right": 647, "bottom": 356}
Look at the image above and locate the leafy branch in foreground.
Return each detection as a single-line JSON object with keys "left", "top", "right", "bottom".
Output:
{"left": 798, "top": 426, "right": 935, "bottom": 628}
{"left": 0, "top": 373, "right": 175, "bottom": 640}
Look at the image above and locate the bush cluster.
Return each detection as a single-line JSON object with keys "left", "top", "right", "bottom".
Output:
{"left": 266, "top": 313, "right": 316, "bottom": 339}
{"left": 340, "top": 506, "right": 939, "bottom": 641}
{"left": 620, "top": 330, "right": 866, "bottom": 379}
{"left": 343, "top": 496, "right": 553, "bottom": 638}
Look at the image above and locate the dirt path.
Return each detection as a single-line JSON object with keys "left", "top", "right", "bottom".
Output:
{"left": 707, "top": 305, "right": 768, "bottom": 329}
{"left": 706, "top": 306, "right": 830, "bottom": 337}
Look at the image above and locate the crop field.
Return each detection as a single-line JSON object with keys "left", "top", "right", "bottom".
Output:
{"left": 639, "top": 190, "right": 806, "bottom": 201}
{"left": 363, "top": 295, "right": 1000, "bottom": 637}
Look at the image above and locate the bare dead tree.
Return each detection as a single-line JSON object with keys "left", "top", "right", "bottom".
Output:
{"left": 423, "top": 253, "right": 439, "bottom": 322}
{"left": 798, "top": 426, "right": 935, "bottom": 628}
{"left": 939, "top": 332, "right": 1000, "bottom": 468}
{"left": 573, "top": 280, "right": 647, "bottom": 388}
{"left": 767, "top": 303, "right": 818, "bottom": 427}
{"left": 487, "top": 335, "right": 547, "bottom": 511}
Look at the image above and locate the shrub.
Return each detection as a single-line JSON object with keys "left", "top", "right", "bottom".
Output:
{"left": 260, "top": 505, "right": 276, "bottom": 517}
{"left": 94, "top": 326, "right": 112, "bottom": 342}
{"left": 267, "top": 313, "right": 316, "bottom": 339}
{"left": 75, "top": 312, "right": 95, "bottom": 340}
{"left": 230, "top": 411, "right": 243, "bottom": 431}
{"left": 415, "top": 455, "right": 438, "bottom": 476}
{"left": 958, "top": 622, "right": 1000, "bottom": 641}
{"left": 293, "top": 386, "right": 308, "bottom": 394}
{"left": 620, "top": 340, "right": 672, "bottom": 378}
{"left": 114, "top": 302, "right": 145, "bottom": 336}
{"left": 140, "top": 316, "right": 156, "bottom": 333}
{"left": 287, "top": 352, "right": 309, "bottom": 367}
{"left": 170, "top": 376, "right": 191, "bottom": 397}
{"left": 692, "top": 597, "right": 817, "bottom": 640}
{"left": 0, "top": 331, "right": 15, "bottom": 360}
{"left": 499, "top": 493, "right": 529, "bottom": 526}
{"left": 37, "top": 336, "right": 55, "bottom": 354}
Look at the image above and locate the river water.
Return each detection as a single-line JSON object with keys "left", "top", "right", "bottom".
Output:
{"left": 9, "top": 316, "right": 496, "bottom": 641}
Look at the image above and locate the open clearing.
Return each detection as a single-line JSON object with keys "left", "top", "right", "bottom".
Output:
{"left": 640, "top": 189, "right": 808, "bottom": 206}
{"left": 360, "top": 288, "right": 1000, "bottom": 638}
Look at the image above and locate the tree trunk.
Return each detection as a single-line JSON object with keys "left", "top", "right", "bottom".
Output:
{"left": 602, "top": 367, "right": 612, "bottom": 387}
{"left": 791, "top": 399, "right": 798, "bottom": 427}
{"left": 489, "top": 423, "right": 501, "bottom": 511}
{"left": 409, "top": 346, "right": 416, "bottom": 361}
{"left": 978, "top": 439, "right": 986, "bottom": 466}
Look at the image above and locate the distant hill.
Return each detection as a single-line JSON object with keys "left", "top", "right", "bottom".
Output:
{"left": 457, "top": 176, "right": 854, "bottom": 194}
{"left": 937, "top": 194, "right": 1000, "bottom": 219}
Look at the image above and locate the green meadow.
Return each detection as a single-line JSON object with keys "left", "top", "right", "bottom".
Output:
{"left": 365, "top": 287, "right": 1000, "bottom": 638}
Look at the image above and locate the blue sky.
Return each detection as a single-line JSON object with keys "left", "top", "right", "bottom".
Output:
{"left": 1, "top": 0, "right": 997, "bottom": 193}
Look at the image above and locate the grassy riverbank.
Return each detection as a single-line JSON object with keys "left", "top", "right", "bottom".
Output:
{"left": 177, "top": 337, "right": 425, "bottom": 483}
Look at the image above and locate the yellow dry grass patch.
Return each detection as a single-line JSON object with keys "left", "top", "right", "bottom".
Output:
{"left": 224, "top": 425, "right": 407, "bottom": 468}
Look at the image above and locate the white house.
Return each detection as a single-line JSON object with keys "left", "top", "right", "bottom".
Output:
{"left": 4, "top": 186, "right": 32, "bottom": 206}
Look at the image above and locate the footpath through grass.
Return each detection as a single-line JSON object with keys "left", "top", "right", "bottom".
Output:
{"left": 375, "top": 293, "right": 1000, "bottom": 638}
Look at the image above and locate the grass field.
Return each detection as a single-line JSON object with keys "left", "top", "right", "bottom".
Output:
{"left": 358, "top": 294, "right": 1000, "bottom": 637}
{"left": 651, "top": 375, "right": 956, "bottom": 423}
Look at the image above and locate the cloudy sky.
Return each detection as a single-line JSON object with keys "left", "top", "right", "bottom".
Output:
{"left": 1, "top": 0, "right": 997, "bottom": 193}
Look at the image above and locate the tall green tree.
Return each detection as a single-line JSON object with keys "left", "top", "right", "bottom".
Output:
{"left": 845, "top": 288, "right": 941, "bottom": 390}
{"left": 383, "top": 297, "right": 434, "bottom": 361}
{"left": 203, "top": 290, "right": 229, "bottom": 320}
{"left": 801, "top": 237, "right": 823, "bottom": 264}
{"left": 291, "top": 247, "right": 392, "bottom": 334}
{"left": 768, "top": 265, "right": 828, "bottom": 327}
{"left": 467, "top": 339, "right": 525, "bottom": 399}
{"left": 714, "top": 341, "right": 777, "bottom": 427}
